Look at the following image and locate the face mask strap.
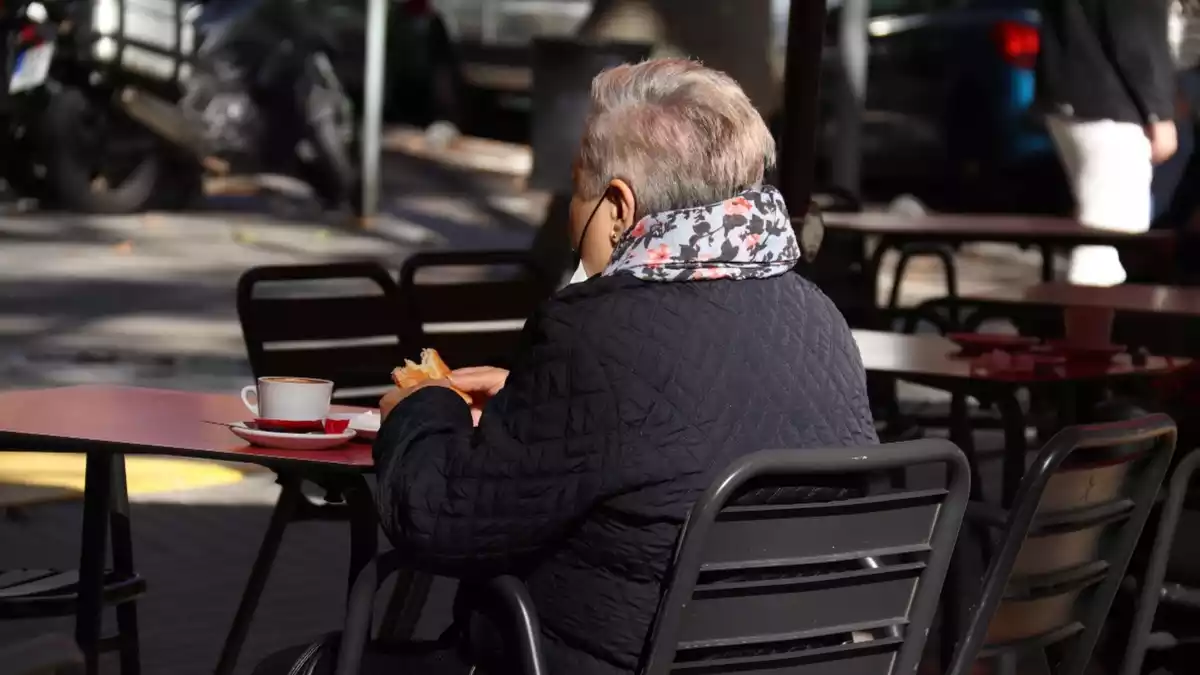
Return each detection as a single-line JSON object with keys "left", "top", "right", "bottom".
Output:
{"left": 570, "top": 197, "right": 606, "bottom": 274}
{"left": 571, "top": 182, "right": 638, "bottom": 276}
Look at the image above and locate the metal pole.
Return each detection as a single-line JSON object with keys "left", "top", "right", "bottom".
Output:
{"left": 778, "top": 0, "right": 829, "bottom": 218}
{"left": 832, "top": 0, "right": 867, "bottom": 197}
{"left": 360, "top": 0, "right": 389, "bottom": 220}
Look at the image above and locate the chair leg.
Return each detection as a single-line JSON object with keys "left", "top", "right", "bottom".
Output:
{"left": 214, "top": 478, "right": 302, "bottom": 675}
{"left": 939, "top": 545, "right": 966, "bottom": 672}
{"left": 344, "top": 480, "right": 379, "bottom": 594}
{"left": 1120, "top": 450, "right": 1200, "bottom": 675}
{"left": 378, "top": 570, "right": 435, "bottom": 643}
{"left": 996, "top": 652, "right": 1018, "bottom": 675}
{"left": 109, "top": 455, "right": 141, "bottom": 675}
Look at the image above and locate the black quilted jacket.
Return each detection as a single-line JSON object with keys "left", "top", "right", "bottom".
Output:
{"left": 373, "top": 272, "right": 877, "bottom": 675}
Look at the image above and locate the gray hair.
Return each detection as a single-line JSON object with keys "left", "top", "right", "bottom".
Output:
{"left": 574, "top": 58, "right": 777, "bottom": 218}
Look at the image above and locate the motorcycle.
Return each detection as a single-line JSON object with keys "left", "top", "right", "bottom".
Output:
{"left": 2, "top": 0, "right": 359, "bottom": 213}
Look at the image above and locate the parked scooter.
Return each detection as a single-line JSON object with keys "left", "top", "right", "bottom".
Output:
{"left": 2, "top": 0, "right": 359, "bottom": 214}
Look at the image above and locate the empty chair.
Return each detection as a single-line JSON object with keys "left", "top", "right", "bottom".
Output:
{"left": 1119, "top": 446, "right": 1200, "bottom": 675}
{"left": 943, "top": 414, "right": 1177, "bottom": 675}
{"left": 221, "top": 262, "right": 408, "bottom": 675}
{"left": 398, "top": 251, "right": 553, "bottom": 369}
{"left": 237, "top": 262, "right": 410, "bottom": 407}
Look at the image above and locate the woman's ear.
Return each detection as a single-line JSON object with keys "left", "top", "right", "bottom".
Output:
{"left": 607, "top": 178, "right": 637, "bottom": 243}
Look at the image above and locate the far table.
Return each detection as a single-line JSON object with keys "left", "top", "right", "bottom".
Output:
{"left": 824, "top": 212, "right": 1176, "bottom": 282}
{"left": 821, "top": 213, "right": 1177, "bottom": 324}
{"left": 913, "top": 282, "right": 1200, "bottom": 355}
{"left": 0, "top": 385, "right": 374, "bottom": 675}
{"left": 852, "top": 330, "right": 1186, "bottom": 505}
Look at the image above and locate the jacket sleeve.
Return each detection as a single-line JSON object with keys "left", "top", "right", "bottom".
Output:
{"left": 1102, "top": 0, "right": 1176, "bottom": 123}
{"left": 372, "top": 343, "right": 612, "bottom": 578}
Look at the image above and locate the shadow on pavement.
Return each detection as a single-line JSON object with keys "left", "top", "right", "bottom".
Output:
{"left": 0, "top": 476, "right": 456, "bottom": 675}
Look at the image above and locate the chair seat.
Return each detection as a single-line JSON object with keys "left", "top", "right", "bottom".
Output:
{"left": 0, "top": 568, "right": 146, "bottom": 619}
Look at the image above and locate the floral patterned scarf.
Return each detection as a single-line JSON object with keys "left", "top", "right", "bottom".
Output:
{"left": 602, "top": 185, "right": 801, "bottom": 282}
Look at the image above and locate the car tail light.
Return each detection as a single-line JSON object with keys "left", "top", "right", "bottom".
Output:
{"left": 994, "top": 20, "right": 1039, "bottom": 69}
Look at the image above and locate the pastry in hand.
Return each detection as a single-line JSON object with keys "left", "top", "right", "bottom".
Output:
{"left": 391, "top": 348, "right": 473, "bottom": 405}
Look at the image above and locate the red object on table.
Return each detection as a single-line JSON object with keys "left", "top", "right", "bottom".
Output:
{"left": 1037, "top": 340, "right": 1126, "bottom": 364}
{"left": 0, "top": 385, "right": 374, "bottom": 469}
{"left": 853, "top": 330, "right": 1184, "bottom": 383}
{"left": 947, "top": 332, "right": 1040, "bottom": 357}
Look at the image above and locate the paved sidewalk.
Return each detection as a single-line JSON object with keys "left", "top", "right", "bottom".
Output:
{"left": 0, "top": 474, "right": 457, "bottom": 675}
{"left": 0, "top": 153, "right": 541, "bottom": 394}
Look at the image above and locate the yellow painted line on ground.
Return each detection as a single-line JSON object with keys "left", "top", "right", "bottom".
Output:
{"left": 0, "top": 454, "right": 247, "bottom": 505}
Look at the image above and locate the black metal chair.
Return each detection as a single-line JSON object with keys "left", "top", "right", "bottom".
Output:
{"left": 942, "top": 414, "right": 1178, "bottom": 675}
{"left": 1119, "top": 447, "right": 1200, "bottom": 675}
{"left": 217, "top": 262, "right": 412, "bottom": 675}
{"left": 238, "top": 261, "right": 410, "bottom": 407}
{"left": 398, "top": 251, "right": 554, "bottom": 369}
{"left": 334, "top": 439, "right": 971, "bottom": 675}
{"left": 2, "top": 633, "right": 85, "bottom": 675}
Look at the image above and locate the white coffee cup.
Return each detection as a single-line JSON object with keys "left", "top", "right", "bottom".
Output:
{"left": 241, "top": 377, "right": 333, "bottom": 428}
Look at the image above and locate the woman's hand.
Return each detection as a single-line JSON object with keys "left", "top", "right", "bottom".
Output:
{"left": 1148, "top": 119, "right": 1179, "bottom": 165}
{"left": 449, "top": 367, "right": 510, "bottom": 425}
{"left": 380, "top": 379, "right": 449, "bottom": 420}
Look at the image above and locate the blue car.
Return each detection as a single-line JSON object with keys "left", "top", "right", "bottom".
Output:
{"left": 790, "top": 0, "right": 1068, "bottom": 213}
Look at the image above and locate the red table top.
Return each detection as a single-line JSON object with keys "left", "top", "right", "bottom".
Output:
{"left": 994, "top": 282, "right": 1200, "bottom": 319}
{"left": 0, "top": 385, "right": 374, "bottom": 472}
{"left": 822, "top": 212, "right": 1175, "bottom": 243}
{"left": 853, "top": 330, "right": 1186, "bottom": 383}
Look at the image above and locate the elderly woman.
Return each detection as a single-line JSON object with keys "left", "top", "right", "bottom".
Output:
{"left": 259, "top": 58, "right": 876, "bottom": 675}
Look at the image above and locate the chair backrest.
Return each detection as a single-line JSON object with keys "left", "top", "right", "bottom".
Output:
{"left": 947, "top": 415, "right": 1178, "bottom": 675}
{"left": 642, "top": 439, "right": 971, "bottom": 675}
{"left": 398, "top": 251, "right": 553, "bottom": 369}
{"left": 236, "top": 262, "right": 409, "bottom": 407}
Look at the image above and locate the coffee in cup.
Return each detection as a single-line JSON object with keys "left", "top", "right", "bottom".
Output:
{"left": 241, "top": 377, "right": 333, "bottom": 431}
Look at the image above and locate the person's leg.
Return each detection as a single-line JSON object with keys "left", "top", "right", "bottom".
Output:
{"left": 1047, "top": 116, "right": 1153, "bottom": 286}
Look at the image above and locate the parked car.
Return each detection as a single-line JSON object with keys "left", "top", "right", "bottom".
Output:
{"left": 796, "top": 0, "right": 1067, "bottom": 213}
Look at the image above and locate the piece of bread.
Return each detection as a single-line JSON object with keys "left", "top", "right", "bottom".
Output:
{"left": 392, "top": 348, "right": 473, "bottom": 405}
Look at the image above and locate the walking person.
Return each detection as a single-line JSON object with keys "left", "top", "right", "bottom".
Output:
{"left": 1038, "top": 0, "right": 1179, "bottom": 286}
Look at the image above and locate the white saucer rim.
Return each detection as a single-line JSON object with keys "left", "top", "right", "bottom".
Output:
{"left": 231, "top": 422, "right": 357, "bottom": 441}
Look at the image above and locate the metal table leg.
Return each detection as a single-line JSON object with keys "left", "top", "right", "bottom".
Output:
{"left": 995, "top": 390, "right": 1029, "bottom": 508}
{"left": 214, "top": 477, "right": 302, "bottom": 675}
{"left": 949, "top": 393, "right": 986, "bottom": 503}
{"left": 110, "top": 455, "right": 140, "bottom": 675}
{"left": 1039, "top": 244, "right": 1055, "bottom": 281}
{"left": 76, "top": 450, "right": 115, "bottom": 675}
{"left": 344, "top": 478, "right": 378, "bottom": 593}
